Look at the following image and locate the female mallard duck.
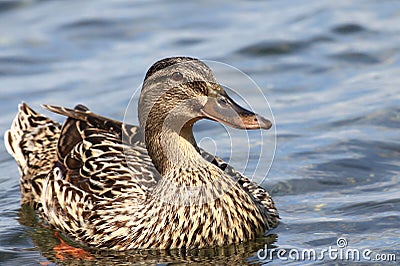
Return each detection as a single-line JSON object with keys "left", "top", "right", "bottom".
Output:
{"left": 5, "top": 57, "right": 279, "bottom": 250}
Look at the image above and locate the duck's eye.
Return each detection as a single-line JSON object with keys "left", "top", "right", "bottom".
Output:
{"left": 171, "top": 72, "right": 184, "bottom": 81}
{"left": 217, "top": 96, "right": 229, "bottom": 106}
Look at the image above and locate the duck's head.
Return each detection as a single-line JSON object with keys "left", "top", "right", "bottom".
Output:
{"left": 138, "top": 57, "right": 272, "bottom": 135}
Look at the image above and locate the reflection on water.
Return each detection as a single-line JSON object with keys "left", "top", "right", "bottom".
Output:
{"left": 0, "top": 0, "right": 399, "bottom": 265}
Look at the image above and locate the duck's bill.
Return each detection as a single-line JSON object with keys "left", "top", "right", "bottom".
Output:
{"left": 200, "top": 94, "right": 272, "bottom": 130}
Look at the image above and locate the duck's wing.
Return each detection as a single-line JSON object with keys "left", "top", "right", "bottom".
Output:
{"left": 34, "top": 104, "right": 160, "bottom": 243}
{"left": 42, "top": 104, "right": 160, "bottom": 201}
{"left": 199, "top": 149, "right": 280, "bottom": 228}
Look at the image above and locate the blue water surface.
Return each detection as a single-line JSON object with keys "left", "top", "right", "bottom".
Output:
{"left": 0, "top": 0, "right": 399, "bottom": 265}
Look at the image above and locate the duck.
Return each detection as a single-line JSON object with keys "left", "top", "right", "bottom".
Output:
{"left": 5, "top": 57, "right": 279, "bottom": 250}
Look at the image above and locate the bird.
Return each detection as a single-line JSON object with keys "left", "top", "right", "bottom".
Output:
{"left": 4, "top": 56, "right": 279, "bottom": 250}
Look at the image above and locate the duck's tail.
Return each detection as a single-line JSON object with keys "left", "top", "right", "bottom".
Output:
{"left": 4, "top": 103, "right": 61, "bottom": 206}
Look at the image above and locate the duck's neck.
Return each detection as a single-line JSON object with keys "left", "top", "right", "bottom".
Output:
{"left": 144, "top": 122, "right": 205, "bottom": 178}
{"left": 144, "top": 122, "right": 232, "bottom": 206}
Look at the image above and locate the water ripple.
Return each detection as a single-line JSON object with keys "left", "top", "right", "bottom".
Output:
{"left": 236, "top": 36, "right": 332, "bottom": 57}
{"left": 331, "top": 23, "right": 367, "bottom": 35}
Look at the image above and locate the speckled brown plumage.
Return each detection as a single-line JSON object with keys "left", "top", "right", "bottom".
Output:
{"left": 5, "top": 57, "right": 279, "bottom": 250}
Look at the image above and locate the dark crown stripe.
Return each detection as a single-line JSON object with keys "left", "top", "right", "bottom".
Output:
{"left": 144, "top": 56, "right": 199, "bottom": 80}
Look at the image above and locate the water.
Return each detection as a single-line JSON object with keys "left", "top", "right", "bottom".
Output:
{"left": 0, "top": 0, "right": 399, "bottom": 265}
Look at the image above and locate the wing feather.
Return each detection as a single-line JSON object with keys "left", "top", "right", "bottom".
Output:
{"left": 42, "top": 105, "right": 158, "bottom": 201}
